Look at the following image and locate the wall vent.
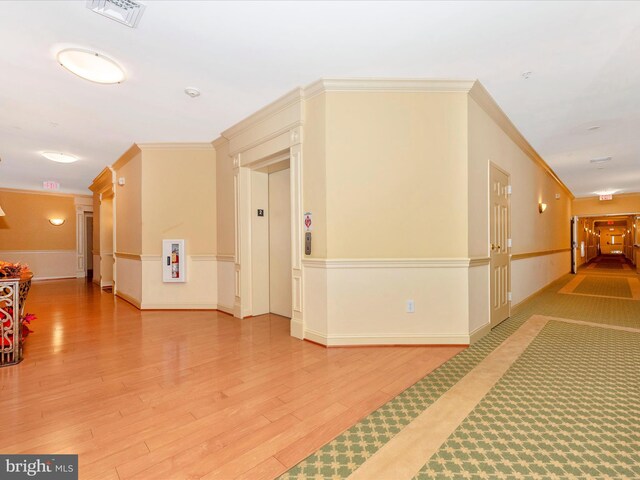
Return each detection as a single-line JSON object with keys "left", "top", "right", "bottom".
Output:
{"left": 86, "top": 0, "right": 146, "bottom": 28}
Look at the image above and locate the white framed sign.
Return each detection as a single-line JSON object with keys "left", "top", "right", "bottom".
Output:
{"left": 162, "top": 239, "right": 186, "bottom": 283}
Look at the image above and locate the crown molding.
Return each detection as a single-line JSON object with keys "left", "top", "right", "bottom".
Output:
{"left": 89, "top": 167, "right": 114, "bottom": 193}
{"left": 468, "top": 81, "right": 574, "bottom": 199}
{"left": 212, "top": 136, "right": 228, "bottom": 149}
{"left": 0, "top": 187, "right": 91, "bottom": 199}
{"left": 303, "top": 78, "right": 477, "bottom": 99}
{"left": 136, "top": 142, "right": 214, "bottom": 151}
{"left": 222, "top": 87, "right": 305, "bottom": 140}
{"left": 112, "top": 144, "right": 141, "bottom": 171}
{"left": 573, "top": 191, "right": 640, "bottom": 200}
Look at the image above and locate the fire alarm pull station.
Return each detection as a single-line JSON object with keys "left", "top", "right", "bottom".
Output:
{"left": 305, "top": 232, "right": 312, "bottom": 255}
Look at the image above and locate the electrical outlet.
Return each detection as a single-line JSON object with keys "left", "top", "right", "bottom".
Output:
{"left": 406, "top": 300, "right": 415, "bottom": 313}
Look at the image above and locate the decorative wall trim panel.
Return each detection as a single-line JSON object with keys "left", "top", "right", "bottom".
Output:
{"left": 302, "top": 257, "right": 490, "bottom": 269}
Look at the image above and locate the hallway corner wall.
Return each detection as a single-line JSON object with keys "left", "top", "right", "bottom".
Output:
{"left": 467, "top": 89, "right": 572, "bottom": 313}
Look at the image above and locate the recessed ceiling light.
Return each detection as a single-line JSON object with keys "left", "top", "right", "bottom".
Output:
{"left": 57, "top": 48, "right": 125, "bottom": 84}
{"left": 184, "top": 87, "right": 201, "bottom": 98}
{"left": 41, "top": 152, "right": 79, "bottom": 163}
{"left": 587, "top": 125, "right": 600, "bottom": 131}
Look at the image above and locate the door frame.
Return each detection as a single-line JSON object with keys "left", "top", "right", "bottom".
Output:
{"left": 234, "top": 147, "right": 303, "bottom": 333}
{"left": 488, "top": 161, "right": 511, "bottom": 327}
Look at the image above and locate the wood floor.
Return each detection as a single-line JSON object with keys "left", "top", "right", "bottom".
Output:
{"left": 0, "top": 279, "right": 464, "bottom": 480}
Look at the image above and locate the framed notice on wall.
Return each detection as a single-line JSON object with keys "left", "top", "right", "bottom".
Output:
{"left": 162, "top": 239, "right": 186, "bottom": 283}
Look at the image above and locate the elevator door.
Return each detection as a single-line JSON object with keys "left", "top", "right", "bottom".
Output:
{"left": 269, "top": 168, "right": 292, "bottom": 317}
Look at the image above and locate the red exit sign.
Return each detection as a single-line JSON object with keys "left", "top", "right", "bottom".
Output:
{"left": 599, "top": 194, "right": 613, "bottom": 201}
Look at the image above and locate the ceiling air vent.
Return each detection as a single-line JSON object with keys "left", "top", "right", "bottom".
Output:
{"left": 590, "top": 156, "right": 612, "bottom": 165}
{"left": 86, "top": 0, "right": 146, "bottom": 28}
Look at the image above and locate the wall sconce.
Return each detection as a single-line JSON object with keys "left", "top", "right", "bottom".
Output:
{"left": 0, "top": 205, "right": 5, "bottom": 216}
{"left": 538, "top": 202, "right": 547, "bottom": 213}
{"left": 49, "top": 218, "right": 65, "bottom": 226}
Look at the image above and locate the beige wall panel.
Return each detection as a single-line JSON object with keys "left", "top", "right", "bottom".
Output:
{"left": 302, "top": 265, "right": 328, "bottom": 339}
{"left": 141, "top": 148, "right": 216, "bottom": 255}
{"left": 99, "top": 196, "right": 114, "bottom": 286}
{"left": 216, "top": 257, "right": 235, "bottom": 312}
{"left": 312, "top": 265, "right": 471, "bottom": 345}
{"left": 324, "top": 91, "right": 468, "bottom": 258}
{"left": 467, "top": 98, "right": 571, "bottom": 259}
{"left": 511, "top": 251, "right": 570, "bottom": 305}
{"left": 572, "top": 193, "right": 640, "bottom": 216}
{"left": 0, "top": 250, "right": 76, "bottom": 280}
{"left": 115, "top": 257, "right": 142, "bottom": 303}
{"left": 92, "top": 193, "right": 100, "bottom": 254}
{"left": 141, "top": 257, "right": 217, "bottom": 308}
{"left": 302, "top": 94, "right": 327, "bottom": 258}
{"left": 468, "top": 264, "right": 490, "bottom": 335}
{"left": 251, "top": 171, "right": 270, "bottom": 315}
{"left": 0, "top": 190, "right": 78, "bottom": 251}
{"left": 215, "top": 140, "right": 235, "bottom": 256}
{"left": 114, "top": 152, "right": 142, "bottom": 254}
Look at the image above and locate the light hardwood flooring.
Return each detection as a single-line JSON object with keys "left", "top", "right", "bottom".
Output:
{"left": 0, "top": 279, "right": 464, "bottom": 480}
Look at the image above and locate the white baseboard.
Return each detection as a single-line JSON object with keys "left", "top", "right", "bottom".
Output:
{"left": 290, "top": 319, "right": 304, "bottom": 339}
{"left": 116, "top": 291, "right": 141, "bottom": 309}
{"left": 140, "top": 302, "right": 218, "bottom": 310}
{"left": 216, "top": 304, "right": 234, "bottom": 315}
{"left": 304, "top": 328, "right": 471, "bottom": 346}
{"left": 32, "top": 275, "right": 77, "bottom": 281}
{"left": 469, "top": 322, "right": 491, "bottom": 344}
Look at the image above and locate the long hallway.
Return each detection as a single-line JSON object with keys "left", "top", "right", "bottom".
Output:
{"left": 283, "top": 262, "right": 640, "bottom": 479}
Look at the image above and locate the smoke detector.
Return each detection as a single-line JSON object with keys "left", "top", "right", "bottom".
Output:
{"left": 86, "top": 0, "right": 146, "bottom": 28}
{"left": 184, "top": 88, "right": 201, "bottom": 98}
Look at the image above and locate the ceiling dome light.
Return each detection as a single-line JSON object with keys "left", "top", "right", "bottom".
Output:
{"left": 57, "top": 48, "right": 125, "bottom": 84}
{"left": 42, "top": 152, "right": 79, "bottom": 163}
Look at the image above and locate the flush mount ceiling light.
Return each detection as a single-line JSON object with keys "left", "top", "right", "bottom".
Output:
{"left": 587, "top": 125, "right": 600, "bottom": 131}
{"left": 57, "top": 48, "right": 125, "bottom": 84}
{"left": 41, "top": 152, "right": 79, "bottom": 163}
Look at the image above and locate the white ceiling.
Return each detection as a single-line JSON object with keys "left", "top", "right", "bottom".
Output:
{"left": 1, "top": 1, "right": 639, "bottom": 197}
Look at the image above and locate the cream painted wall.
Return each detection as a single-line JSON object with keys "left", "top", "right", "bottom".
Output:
{"left": 99, "top": 195, "right": 114, "bottom": 287}
{"left": 141, "top": 147, "right": 216, "bottom": 256}
{"left": 512, "top": 252, "right": 570, "bottom": 305}
{"left": 467, "top": 97, "right": 572, "bottom": 259}
{"left": 302, "top": 94, "right": 327, "bottom": 258}
{"left": 573, "top": 193, "right": 640, "bottom": 216}
{"left": 134, "top": 145, "right": 218, "bottom": 309}
{"left": 325, "top": 91, "right": 468, "bottom": 258}
{"left": 467, "top": 96, "right": 571, "bottom": 317}
{"left": 0, "top": 190, "right": 78, "bottom": 250}
{"left": 215, "top": 139, "right": 235, "bottom": 256}
{"left": 114, "top": 152, "right": 142, "bottom": 255}
{"left": 0, "top": 189, "right": 85, "bottom": 279}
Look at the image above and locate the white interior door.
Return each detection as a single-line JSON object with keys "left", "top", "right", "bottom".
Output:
{"left": 490, "top": 164, "right": 510, "bottom": 327}
{"left": 269, "top": 168, "right": 292, "bottom": 318}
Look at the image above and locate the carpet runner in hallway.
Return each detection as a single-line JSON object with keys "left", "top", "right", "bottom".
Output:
{"left": 279, "top": 274, "right": 640, "bottom": 479}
